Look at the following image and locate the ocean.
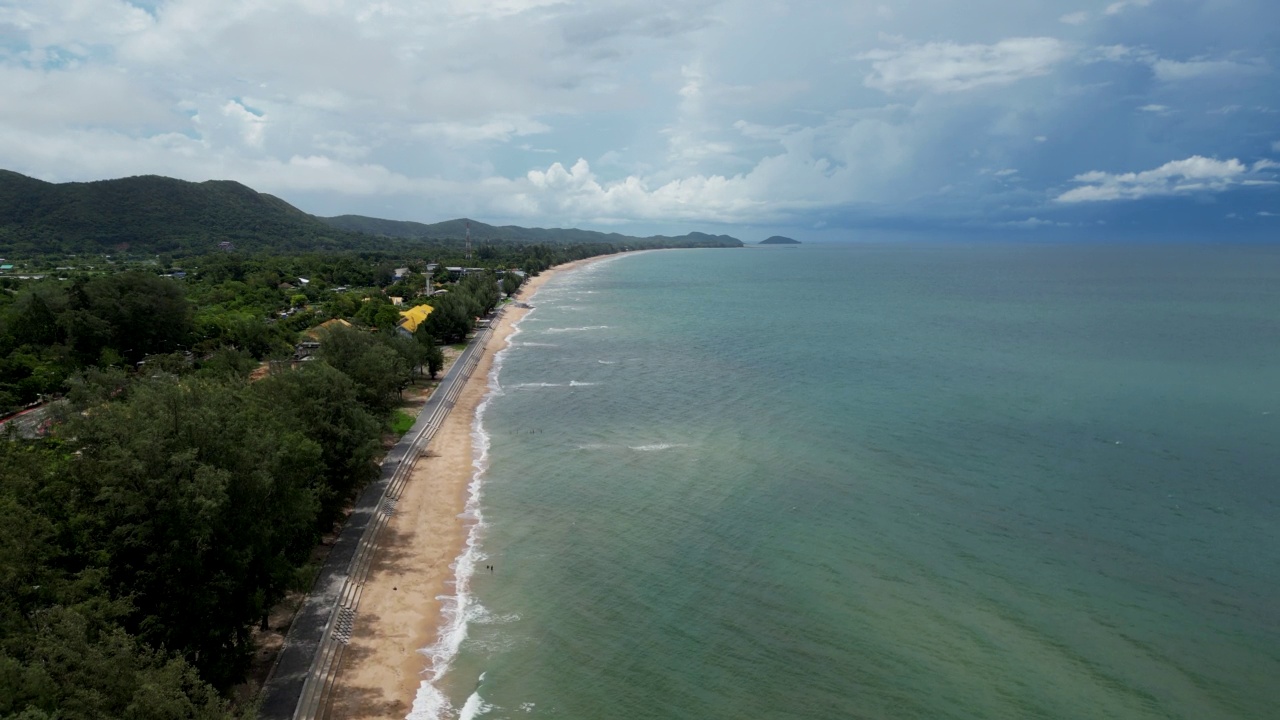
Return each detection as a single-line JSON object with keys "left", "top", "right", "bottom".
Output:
{"left": 412, "top": 242, "right": 1280, "bottom": 720}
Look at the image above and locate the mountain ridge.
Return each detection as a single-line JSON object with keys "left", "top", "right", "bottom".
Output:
{"left": 0, "top": 170, "right": 743, "bottom": 254}
{"left": 321, "top": 214, "right": 741, "bottom": 247}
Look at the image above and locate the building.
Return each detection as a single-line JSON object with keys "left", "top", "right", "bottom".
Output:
{"left": 396, "top": 304, "right": 434, "bottom": 337}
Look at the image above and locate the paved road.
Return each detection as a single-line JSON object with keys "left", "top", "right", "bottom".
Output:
{"left": 258, "top": 317, "right": 498, "bottom": 720}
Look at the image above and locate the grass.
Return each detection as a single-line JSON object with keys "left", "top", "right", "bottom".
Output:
{"left": 389, "top": 409, "right": 415, "bottom": 436}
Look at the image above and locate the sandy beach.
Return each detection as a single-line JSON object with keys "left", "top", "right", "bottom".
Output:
{"left": 325, "top": 254, "right": 615, "bottom": 719}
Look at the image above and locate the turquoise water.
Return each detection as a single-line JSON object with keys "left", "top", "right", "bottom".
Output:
{"left": 413, "top": 243, "right": 1280, "bottom": 720}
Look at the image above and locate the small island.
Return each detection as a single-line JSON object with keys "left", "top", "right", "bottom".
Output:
{"left": 759, "top": 235, "right": 801, "bottom": 245}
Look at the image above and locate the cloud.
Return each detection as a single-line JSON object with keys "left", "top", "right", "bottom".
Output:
{"left": 1152, "top": 58, "right": 1267, "bottom": 82}
{"left": 1, "top": 0, "right": 1278, "bottom": 232}
{"left": 412, "top": 116, "right": 551, "bottom": 145}
{"left": 221, "top": 99, "right": 266, "bottom": 147}
{"left": 1104, "top": 0, "right": 1154, "bottom": 16}
{"left": 1000, "top": 216, "right": 1070, "bottom": 228}
{"left": 1055, "top": 155, "right": 1264, "bottom": 202}
{"left": 1260, "top": 211, "right": 1277, "bottom": 217}
{"left": 1090, "top": 45, "right": 1267, "bottom": 83}
{"left": 860, "top": 37, "right": 1071, "bottom": 93}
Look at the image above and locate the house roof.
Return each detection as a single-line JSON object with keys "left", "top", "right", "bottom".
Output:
{"left": 304, "top": 318, "right": 352, "bottom": 340}
{"left": 398, "top": 304, "right": 434, "bottom": 333}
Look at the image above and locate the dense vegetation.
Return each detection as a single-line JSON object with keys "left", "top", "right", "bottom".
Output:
{"left": 321, "top": 214, "right": 743, "bottom": 248}
{"left": 0, "top": 266, "right": 504, "bottom": 712}
{"left": 0, "top": 167, "right": 739, "bottom": 718}
{"left": 0, "top": 171, "right": 381, "bottom": 256}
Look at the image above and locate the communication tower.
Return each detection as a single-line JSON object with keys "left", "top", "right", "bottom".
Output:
{"left": 466, "top": 221, "right": 472, "bottom": 262}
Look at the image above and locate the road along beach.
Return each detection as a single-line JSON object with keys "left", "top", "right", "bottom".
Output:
{"left": 325, "top": 254, "right": 617, "bottom": 718}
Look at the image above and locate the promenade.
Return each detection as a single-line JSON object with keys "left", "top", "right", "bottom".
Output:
{"left": 258, "top": 313, "right": 499, "bottom": 720}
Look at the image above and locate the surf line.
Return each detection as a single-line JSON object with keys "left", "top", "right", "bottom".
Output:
{"left": 409, "top": 301, "right": 529, "bottom": 720}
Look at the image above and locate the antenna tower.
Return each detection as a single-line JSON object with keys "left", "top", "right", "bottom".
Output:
{"left": 466, "top": 221, "right": 472, "bottom": 262}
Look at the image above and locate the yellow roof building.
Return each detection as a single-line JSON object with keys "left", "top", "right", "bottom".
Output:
{"left": 398, "top": 304, "right": 434, "bottom": 333}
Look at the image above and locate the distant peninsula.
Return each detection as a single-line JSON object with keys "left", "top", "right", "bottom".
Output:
{"left": 759, "top": 236, "right": 801, "bottom": 245}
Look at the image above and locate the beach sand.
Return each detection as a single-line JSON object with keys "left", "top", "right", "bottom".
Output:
{"left": 325, "top": 255, "right": 613, "bottom": 719}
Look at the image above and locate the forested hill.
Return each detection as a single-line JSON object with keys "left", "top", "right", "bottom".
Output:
{"left": 0, "top": 170, "right": 368, "bottom": 255}
{"left": 321, "top": 214, "right": 743, "bottom": 247}
{"left": 0, "top": 169, "right": 743, "bottom": 254}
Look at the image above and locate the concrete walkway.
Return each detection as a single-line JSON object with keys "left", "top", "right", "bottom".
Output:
{"left": 259, "top": 316, "right": 499, "bottom": 720}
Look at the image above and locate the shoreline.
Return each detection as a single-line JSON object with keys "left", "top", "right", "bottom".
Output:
{"left": 326, "top": 252, "right": 622, "bottom": 719}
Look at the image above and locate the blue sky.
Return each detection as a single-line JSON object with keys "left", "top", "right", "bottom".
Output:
{"left": 0, "top": 0, "right": 1277, "bottom": 239}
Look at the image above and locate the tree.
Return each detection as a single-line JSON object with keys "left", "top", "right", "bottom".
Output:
{"left": 64, "top": 378, "right": 323, "bottom": 686}
{"left": 419, "top": 294, "right": 472, "bottom": 344}
{"left": 317, "top": 326, "right": 410, "bottom": 413}
{"left": 413, "top": 326, "right": 445, "bottom": 379}
{"left": 256, "top": 363, "right": 381, "bottom": 527}
{"left": 502, "top": 271, "right": 522, "bottom": 298}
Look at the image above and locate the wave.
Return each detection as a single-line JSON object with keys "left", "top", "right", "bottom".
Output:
{"left": 597, "top": 360, "right": 617, "bottom": 365}
{"left": 629, "top": 443, "right": 691, "bottom": 452}
{"left": 545, "top": 325, "right": 609, "bottom": 333}
{"left": 409, "top": 304, "right": 525, "bottom": 720}
{"left": 508, "top": 381, "right": 600, "bottom": 389}
{"left": 458, "top": 689, "right": 493, "bottom": 720}
{"left": 576, "top": 442, "right": 692, "bottom": 452}
{"left": 514, "top": 341, "right": 558, "bottom": 348}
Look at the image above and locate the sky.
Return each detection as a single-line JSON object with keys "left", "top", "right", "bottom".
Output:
{"left": 1, "top": 0, "right": 1278, "bottom": 240}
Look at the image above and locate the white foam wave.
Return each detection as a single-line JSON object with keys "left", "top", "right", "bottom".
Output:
{"left": 597, "top": 360, "right": 617, "bottom": 364}
{"left": 458, "top": 689, "right": 493, "bottom": 720}
{"left": 515, "top": 342, "right": 558, "bottom": 348}
{"left": 629, "top": 443, "right": 691, "bottom": 452}
{"left": 509, "top": 381, "right": 599, "bottom": 389}
{"left": 409, "top": 307, "right": 525, "bottom": 720}
{"left": 569, "top": 380, "right": 598, "bottom": 387}
{"left": 545, "top": 325, "right": 609, "bottom": 333}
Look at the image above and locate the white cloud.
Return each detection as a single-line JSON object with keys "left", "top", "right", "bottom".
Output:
{"left": 1090, "top": 45, "right": 1267, "bottom": 83}
{"left": 0, "top": 0, "right": 1277, "bottom": 230}
{"left": 1055, "top": 155, "right": 1263, "bottom": 202}
{"left": 412, "top": 116, "right": 551, "bottom": 145}
{"left": 222, "top": 99, "right": 266, "bottom": 147}
{"left": 1104, "top": 0, "right": 1154, "bottom": 16}
{"left": 1001, "top": 217, "right": 1070, "bottom": 228}
{"left": 1272, "top": 140, "right": 1280, "bottom": 152}
{"left": 1260, "top": 211, "right": 1277, "bottom": 217}
{"left": 860, "top": 37, "right": 1071, "bottom": 93}
{"left": 1153, "top": 58, "right": 1266, "bottom": 82}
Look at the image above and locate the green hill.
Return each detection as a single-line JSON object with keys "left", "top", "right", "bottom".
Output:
{"left": 759, "top": 235, "right": 801, "bottom": 245}
{"left": 0, "top": 170, "right": 368, "bottom": 255}
{"left": 321, "top": 214, "right": 742, "bottom": 248}
{"left": 0, "top": 169, "right": 743, "bottom": 255}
